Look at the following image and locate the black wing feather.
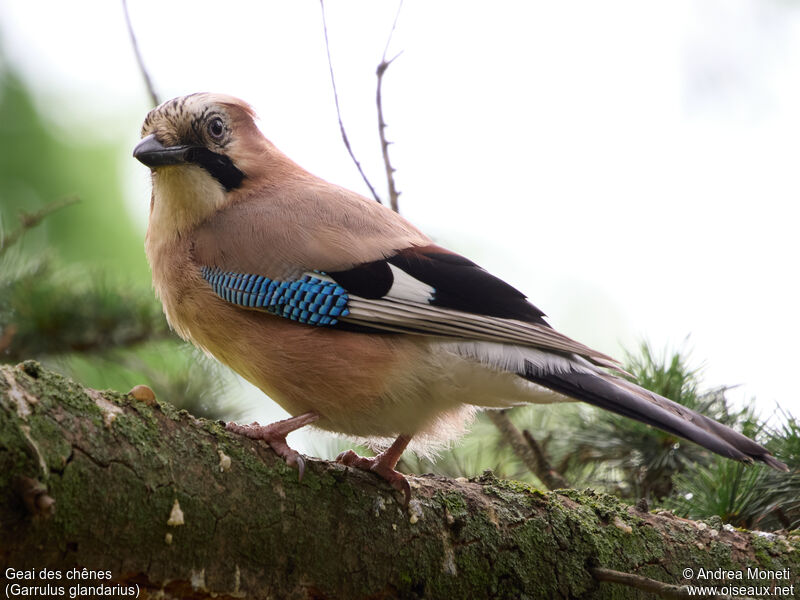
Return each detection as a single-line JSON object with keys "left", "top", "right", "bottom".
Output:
{"left": 327, "top": 260, "right": 393, "bottom": 299}
{"left": 389, "top": 247, "right": 548, "bottom": 324}
{"left": 328, "top": 244, "right": 548, "bottom": 325}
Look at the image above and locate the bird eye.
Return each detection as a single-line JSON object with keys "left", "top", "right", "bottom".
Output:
{"left": 207, "top": 117, "right": 225, "bottom": 140}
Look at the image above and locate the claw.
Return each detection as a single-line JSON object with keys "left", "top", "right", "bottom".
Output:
{"left": 224, "top": 413, "right": 319, "bottom": 482}
{"left": 394, "top": 477, "right": 411, "bottom": 508}
{"left": 284, "top": 450, "right": 306, "bottom": 481}
{"left": 335, "top": 440, "right": 413, "bottom": 507}
{"left": 336, "top": 449, "right": 359, "bottom": 466}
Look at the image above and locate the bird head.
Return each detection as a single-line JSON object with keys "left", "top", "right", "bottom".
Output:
{"left": 134, "top": 93, "right": 289, "bottom": 235}
{"left": 134, "top": 92, "right": 265, "bottom": 191}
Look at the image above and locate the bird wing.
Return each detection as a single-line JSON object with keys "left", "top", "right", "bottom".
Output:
{"left": 327, "top": 245, "right": 623, "bottom": 371}
{"left": 195, "top": 207, "right": 622, "bottom": 372}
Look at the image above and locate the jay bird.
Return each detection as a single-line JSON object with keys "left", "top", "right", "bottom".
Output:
{"left": 134, "top": 93, "right": 786, "bottom": 504}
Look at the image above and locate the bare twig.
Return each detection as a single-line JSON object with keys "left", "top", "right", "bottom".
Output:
{"left": 591, "top": 568, "right": 740, "bottom": 599}
{"left": 485, "top": 410, "right": 569, "bottom": 490}
{"left": 376, "top": 0, "right": 404, "bottom": 213}
{"left": 0, "top": 196, "right": 80, "bottom": 256}
{"left": 521, "top": 429, "right": 570, "bottom": 490}
{"left": 319, "top": 0, "right": 381, "bottom": 204}
{"left": 122, "top": 0, "right": 160, "bottom": 107}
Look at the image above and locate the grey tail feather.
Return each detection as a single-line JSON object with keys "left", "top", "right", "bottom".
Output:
{"left": 523, "top": 363, "right": 788, "bottom": 472}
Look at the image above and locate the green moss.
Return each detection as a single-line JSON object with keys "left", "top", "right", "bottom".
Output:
{"left": 112, "top": 412, "right": 162, "bottom": 450}
{"left": 19, "top": 361, "right": 97, "bottom": 416}
{"left": 18, "top": 360, "right": 45, "bottom": 379}
{"left": 435, "top": 490, "right": 468, "bottom": 516}
{"left": 0, "top": 444, "right": 36, "bottom": 491}
{"left": 491, "top": 478, "right": 547, "bottom": 498}
{"left": 750, "top": 534, "right": 783, "bottom": 567}
{"left": 703, "top": 515, "right": 723, "bottom": 529}
{"left": 29, "top": 415, "right": 73, "bottom": 472}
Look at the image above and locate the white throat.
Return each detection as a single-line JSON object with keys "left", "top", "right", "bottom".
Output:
{"left": 147, "top": 164, "right": 227, "bottom": 241}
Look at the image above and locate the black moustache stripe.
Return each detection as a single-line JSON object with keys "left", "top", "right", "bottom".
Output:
{"left": 185, "top": 147, "right": 245, "bottom": 191}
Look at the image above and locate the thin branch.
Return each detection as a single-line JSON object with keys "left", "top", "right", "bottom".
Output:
{"left": 485, "top": 410, "right": 569, "bottom": 491}
{"left": 522, "top": 428, "right": 569, "bottom": 490}
{"left": 319, "top": 0, "right": 381, "bottom": 204}
{"left": 381, "top": 0, "right": 404, "bottom": 62}
{"left": 122, "top": 0, "right": 159, "bottom": 107}
{"left": 376, "top": 0, "right": 404, "bottom": 214}
{"left": 591, "top": 568, "right": 741, "bottom": 600}
{"left": 0, "top": 195, "right": 80, "bottom": 256}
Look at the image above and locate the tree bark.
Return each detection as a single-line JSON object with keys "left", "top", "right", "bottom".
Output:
{"left": 1, "top": 361, "right": 798, "bottom": 599}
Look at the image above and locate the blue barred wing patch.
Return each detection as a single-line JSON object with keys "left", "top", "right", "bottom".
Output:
{"left": 201, "top": 266, "right": 350, "bottom": 326}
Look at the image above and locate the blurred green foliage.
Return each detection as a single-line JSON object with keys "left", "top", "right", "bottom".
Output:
{"left": 0, "top": 68, "right": 148, "bottom": 280}
{"left": 0, "top": 62, "right": 241, "bottom": 421}
{"left": 1, "top": 256, "right": 168, "bottom": 360}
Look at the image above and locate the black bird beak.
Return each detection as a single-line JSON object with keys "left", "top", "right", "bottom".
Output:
{"left": 133, "top": 134, "right": 194, "bottom": 167}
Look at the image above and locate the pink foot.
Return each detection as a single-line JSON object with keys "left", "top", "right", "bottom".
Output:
{"left": 336, "top": 435, "right": 412, "bottom": 506}
{"left": 226, "top": 412, "right": 318, "bottom": 481}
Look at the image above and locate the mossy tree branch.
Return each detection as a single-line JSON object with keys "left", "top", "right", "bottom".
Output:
{"left": 1, "top": 362, "right": 798, "bottom": 599}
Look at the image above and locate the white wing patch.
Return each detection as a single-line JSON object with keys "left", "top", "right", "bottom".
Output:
{"left": 386, "top": 264, "right": 435, "bottom": 302}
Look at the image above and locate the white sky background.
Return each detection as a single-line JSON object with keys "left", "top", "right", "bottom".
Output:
{"left": 1, "top": 1, "right": 799, "bottom": 451}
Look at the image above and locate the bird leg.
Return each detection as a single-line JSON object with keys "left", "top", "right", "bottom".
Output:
{"left": 337, "top": 434, "right": 412, "bottom": 506}
{"left": 226, "top": 412, "right": 319, "bottom": 481}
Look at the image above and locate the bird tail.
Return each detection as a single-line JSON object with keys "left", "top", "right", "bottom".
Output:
{"left": 523, "top": 363, "right": 788, "bottom": 471}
